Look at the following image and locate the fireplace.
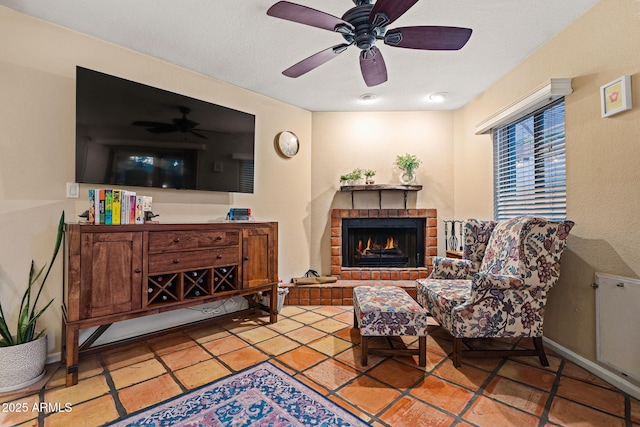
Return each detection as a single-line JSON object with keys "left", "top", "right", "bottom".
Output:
{"left": 342, "top": 218, "right": 425, "bottom": 268}
{"left": 331, "top": 209, "right": 437, "bottom": 280}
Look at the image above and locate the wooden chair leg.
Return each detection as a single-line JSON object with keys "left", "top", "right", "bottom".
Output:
{"left": 533, "top": 337, "right": 549, "bottom": 366}
{"left": 418, "top": 336, "right": 426, "bottom": 367}
{"left": 452, "top": 337, "right": 462, "bottom": 368}
{"left": 361, "top": 335, "right": 369, "bottom": 366}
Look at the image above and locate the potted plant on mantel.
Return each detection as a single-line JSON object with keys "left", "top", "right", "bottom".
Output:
{"left": 395, "top": 153, "right": 422, "bottom": 185}
{"left": 0, "top": 211, "right": 64, "bottom": 392}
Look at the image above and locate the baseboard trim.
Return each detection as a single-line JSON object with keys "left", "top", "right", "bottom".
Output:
{"left": 543, "top": 337, "right": 640, "bottom": 400}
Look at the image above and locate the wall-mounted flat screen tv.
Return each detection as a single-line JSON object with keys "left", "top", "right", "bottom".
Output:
{"left": 76, "top": 67, "right": 255, "bottom": 193}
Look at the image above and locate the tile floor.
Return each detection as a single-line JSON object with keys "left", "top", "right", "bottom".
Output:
{"left": 1, "top": 305, "right": 638, "bottom": 427}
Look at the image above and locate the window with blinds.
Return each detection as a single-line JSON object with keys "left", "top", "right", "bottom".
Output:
{"left": 493, "top": 99, "right": 566, "bottom": 220}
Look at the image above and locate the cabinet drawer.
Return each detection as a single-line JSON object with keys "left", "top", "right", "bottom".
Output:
{"left": 148, "top": 247, "right": 238, "bottom": 273}
{"left": 148, "top": 230, "right": 239, "bottom": 253}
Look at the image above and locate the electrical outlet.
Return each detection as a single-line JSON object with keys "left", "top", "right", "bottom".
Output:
{"left": 66, "top": 182, "right": 80, "bottom": 198}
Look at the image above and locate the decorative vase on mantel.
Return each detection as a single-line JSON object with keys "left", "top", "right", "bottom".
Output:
{"left": 399, "top": 170, "right": 416, "bottom": 185}
{"left": 394, "top": 153, "right": 421, "bottom": 186}
{"left": 0, "top": 334, "right": 47, "bottom": 392}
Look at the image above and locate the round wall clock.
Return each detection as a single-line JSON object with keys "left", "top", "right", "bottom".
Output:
{"left": 276, "top": 131, "right": 300, "bottom": 158}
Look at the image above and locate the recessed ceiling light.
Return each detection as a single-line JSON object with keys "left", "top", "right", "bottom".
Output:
{"left": 429, "top": 92, "right": 448, "bottom": 103}
{"left": 359, "top": 93, "right": 378, "bottom": 103}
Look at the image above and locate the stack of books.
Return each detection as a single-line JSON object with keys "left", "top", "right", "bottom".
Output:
{"left": 88, "top": 189, "right": 149, "bottom": 225}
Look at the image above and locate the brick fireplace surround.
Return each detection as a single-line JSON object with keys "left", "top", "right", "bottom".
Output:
{"left": 283, "top": 208, "right": 437, "bottom": 306}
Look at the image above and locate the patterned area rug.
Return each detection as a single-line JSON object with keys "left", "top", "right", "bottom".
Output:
{"left": 108, "top": 362, "right": 368, "bottom": 426}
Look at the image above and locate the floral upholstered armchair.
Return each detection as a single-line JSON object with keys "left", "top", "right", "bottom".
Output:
{"left": 416, "top": 216, "right": 574, "bottom": 367}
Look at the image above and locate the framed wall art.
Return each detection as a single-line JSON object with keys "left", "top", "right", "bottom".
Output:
{"left": 601, "top": 75, "right": 632, "bottom": 118}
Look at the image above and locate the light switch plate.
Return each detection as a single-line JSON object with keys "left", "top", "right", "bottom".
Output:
{"left": 66, "top": 182, "right": 80, "bottom": 198}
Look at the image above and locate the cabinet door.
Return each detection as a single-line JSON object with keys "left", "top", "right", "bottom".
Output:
{"left": 79, "top": 232, "right": 143, "bottom": 319}
{"left": 242, "top": 225, "right": 277, "bottom": 288}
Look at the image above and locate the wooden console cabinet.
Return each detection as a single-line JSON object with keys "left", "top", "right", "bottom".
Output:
{"left": 62, "top": 222, "right": 278, "bottom": 387}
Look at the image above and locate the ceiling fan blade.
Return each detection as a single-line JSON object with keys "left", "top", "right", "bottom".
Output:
{"left": 189, "top": 130, "right": 208, "bottom": 139}
{"left": 267, "top": 1, "right": 354, "bottom": 33}
{"left": 369, "top": 0, "right": 418, "bottom": 28}
{"left": 146, "top": 127, "right": 178, "bottom": 134}
{"left": 283, "top": 44, "right": 350, "bottom": 78}
{"left": 384, "top": 26, "right": 473, "bottom": 50}
{"left": 360, "top": 46, "right": 387, "bottom": 87}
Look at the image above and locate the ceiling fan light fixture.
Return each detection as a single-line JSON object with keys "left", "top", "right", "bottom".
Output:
{"left": 429, "top": 92, "right": 448, "bottom": 103}
{"left": 359, "top": 93, "right": 378, "bottom": 103}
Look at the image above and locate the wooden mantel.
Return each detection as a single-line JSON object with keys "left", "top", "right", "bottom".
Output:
{"left": 339, "top": 184, "right": 423, "bottom": 209}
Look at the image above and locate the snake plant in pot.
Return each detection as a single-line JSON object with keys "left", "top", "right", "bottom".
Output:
{"left": 0, "top": 211, "right": 64, "bottom": 392}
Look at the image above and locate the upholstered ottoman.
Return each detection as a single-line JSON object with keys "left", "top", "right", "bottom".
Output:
{"left": 353, "top": 286, "right": 429, "bottom": 367}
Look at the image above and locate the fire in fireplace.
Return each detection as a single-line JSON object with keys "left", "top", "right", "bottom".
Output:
{"left": 342, "top": 218, "right": 425, "bottom": 268}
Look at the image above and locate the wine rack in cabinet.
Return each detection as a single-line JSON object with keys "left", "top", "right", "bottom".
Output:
{"left": 63, "top": 222, "right": 278, "bottom": 387}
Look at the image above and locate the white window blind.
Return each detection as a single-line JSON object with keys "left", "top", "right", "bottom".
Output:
{"left": 493, "top": 99, "right": 566, "bottom": 220}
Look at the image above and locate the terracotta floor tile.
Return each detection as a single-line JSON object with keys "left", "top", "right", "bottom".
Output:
{"left": 497, "top": 360, "right": 557, "bottom": 391}
{"left": 548, "top": 397, "right": 626, "bottom": 427}
{"left": 310, "top": 318, "right": 351, "bottom": 334}
{"left": 328, "top": 394, "right": 372, "bottom": 423}
{"left": 6, "top": 305, "right": 638, "bottom": 427}
{"left": 276, "top": 346, "right": 328, "bottom": 371}
{"left": 289, "top": 311, "right": 326, "bottom": 324}
{"left": 561, "top": 361, "right": 618, "bottom": 389}
{"left": 337, "top": 374, "right": 402, "bottom": 416}
{"left": 432, "top": 360, "right": 491, "bottom": 391}
{"left": 483, "top": 376, "right": 549, "bottom": 416}
{"left": 253, "top": 335, "right": 300, "bottom": 355}
{"left": 379, "top": 395, "right": 455, "bottom": 427}
{"left": 367, "top": 359, "right": 426, "bottom": 389}
{"left": 313, "top": 306, "right": 350, "bottom": 317}
{"left": 0, "top": 393, "right": 40, "bottom": 426}
{"left": 235, "top": 325, "right": 280, "bottom": 344}
{"left": 632, "top": 397, "right": 640, "bottom": 424}
{"left": 174, "top": 359, "right": 231, "bottom": 389}
{"left": 102, "top": 344, "right": 154, "bottom": 371}
{"left": 462, "top": 394, "right": 541, "bottom": 427}
{"left": 146, "top": 332, "right": 196, "bottom": 355}
{"left": 285, "top": 325, "right": 327, "bottom": 344}
{"left": 556, "top": 375, "right": 625, "bottom": 417}
{"left": 187, "top": 324, "right": 230, "bottom": 343}
{"left": 109, "top": 358, "right": 167, "bottom": 389}
{"left": 333, "top": 311, "right": 356, "bottom": 324}
{"left": 220, "top": 317, "right": 268, "bottom": 334}
{"left": 159, "top": 344, "right": 212, "bottom": 371}
{"left": 304, "top": 359, "right": 360, "bottom": 391}
{"left": 43, "top": 395, "right": 118, "bottom": 427}
{"left": 512, "top": 354, "right": 562, "bottom": 373}
{"left": 44, "top": 375, "right": 110, "bottom": 407}
{"left": 334, "top": 345, "right": 385, "bottom": 371}
{"left": 307, "top": 335, "right": 354, "bottom": 357}
{"left": 410, "top": 374, "right": 475, "bottom": 415}
{"left": 278, "top": 305, "right": 308, "bottom": 317}
{"left": 265, "top": 318, "right": 305, "bottom": 334}
{"left": 118, "top": 373, "right": 183, "bottom": 414}
{"left": 202, "top": 335, "right": 248, "bottom": 356}
{"left": 217, "top": 346, "right": 269, "bottom": 371}
{"left": 333, "top": 326, "right": 361, "bottom": 342}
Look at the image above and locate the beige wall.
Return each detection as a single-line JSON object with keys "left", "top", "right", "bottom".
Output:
{"left": 455, "top": 0, "right": 640, "bottom": 373}
{"left": 0, "top": 7, "right": 312, "bottom": 355}
{"left": 310, "top": 111, "right": 456, "bottom": 274}
{"left": 2, "top": 0, "right": 639, "bottom": 386}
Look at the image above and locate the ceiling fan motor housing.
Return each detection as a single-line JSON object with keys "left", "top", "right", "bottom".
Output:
{"left": 341, "top": 4, "right": 386, "bottom": 50}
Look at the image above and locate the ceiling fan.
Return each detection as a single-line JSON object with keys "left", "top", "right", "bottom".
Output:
{"left": 132, "top": 106, "right": 207, "bottom": 139}
{"left": 267, "top": 0, "right": 472, "bottom": 87}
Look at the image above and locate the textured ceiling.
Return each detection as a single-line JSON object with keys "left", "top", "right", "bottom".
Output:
{"left": 0, "top": 0, "right": 600, "bottom": 111}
